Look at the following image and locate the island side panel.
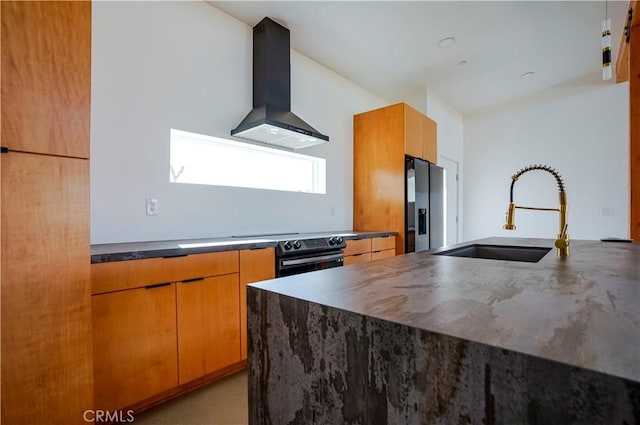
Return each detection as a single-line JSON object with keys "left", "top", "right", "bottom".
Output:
{"left": 248, "top": 287, "right": 639, "bottom": 425}
{"left": 248, "top": 288, "right": 369, "bottom": 424}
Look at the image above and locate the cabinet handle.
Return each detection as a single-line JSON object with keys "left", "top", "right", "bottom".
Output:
{"left": 162, "top": 254, "right": 187, "bottom": 258}
{"left": 181, "top": 277, "right": 205, "bottom": 284}
{"left": 145, "top": 282, "right": 171, "bottom": 289}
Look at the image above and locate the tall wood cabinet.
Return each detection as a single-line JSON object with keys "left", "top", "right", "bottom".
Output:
{"left": 353, "top": 103, "right": 437, "bottom": 255}
{"left": 1, "top": 2, "right": 93, "bottom": 424}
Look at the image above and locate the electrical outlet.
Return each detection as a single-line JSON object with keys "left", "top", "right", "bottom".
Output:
{"left": 146, "top": 198, "right": 159, "bottom": 216}
{"left": 601, "top": 207, "right": 614, "bottom": 217}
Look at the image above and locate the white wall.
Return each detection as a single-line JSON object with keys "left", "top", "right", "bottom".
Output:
{"left": 463, "top": 80, "right": 629, "bottom": 241}
{"left": 426, "top": 89, "right": 464, "bottom": 244}
{"left": 91, "top": 1, "right": 387, "bottom": 244}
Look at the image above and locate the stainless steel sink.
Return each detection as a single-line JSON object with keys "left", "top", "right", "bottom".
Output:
{"left": 432, "top": 244, "right": 552, "bottom": 263}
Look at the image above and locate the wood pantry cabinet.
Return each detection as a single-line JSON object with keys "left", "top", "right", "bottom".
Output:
{"left": 1, "top": 2, "right": 93, "bottom": 424}
{"left": 91, "top": 250, "right": 244, "bottom": 412}
{"left": 353, "top": 103, "right": 437, "bottom": 255}
{"left": 343, "top": 236, "right": 396, "bottom": 266}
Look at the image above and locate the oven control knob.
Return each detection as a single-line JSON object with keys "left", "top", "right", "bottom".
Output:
{"left": 283, "top": 241, "right": 292, "bottom": 250}
{"left": 328, "top": 237, "right": 336, "bottom": 245}
{"left": 293, "top": 240, "right": 302, "bottom": 249}
{"left": 335, "top": 236, "right": 344, "bottom": 245}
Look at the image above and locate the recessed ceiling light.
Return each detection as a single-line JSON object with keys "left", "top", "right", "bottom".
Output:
{"left": 458, "top": 60, "right": 468, "bottom": 66}
{"left": 520, "top": 71, "right": 535, "bottom": 79}
{"left": 438, "top": 37, "right": 456, "bottom": 48}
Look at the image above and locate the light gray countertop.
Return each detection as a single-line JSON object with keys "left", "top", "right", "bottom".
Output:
{"left": 250, "top": 236, "right": 640, "bottom": 383}
{"left": 90, "top": 230, "right": 395, "bottom": 263}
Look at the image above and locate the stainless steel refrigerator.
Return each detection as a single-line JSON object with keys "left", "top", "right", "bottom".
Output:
{"left": 405, "top": 156, "right": 445, "bottom": 253}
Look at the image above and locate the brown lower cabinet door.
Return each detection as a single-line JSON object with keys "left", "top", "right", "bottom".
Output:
{"left": 372, "top": 249, "right": 396, "bottom": 261}
{"left": 92, "top": 283, "right": 178, "bottom": 412}
{"left": 344, "top": 252, "right": 372, "bottom": 266}
{"left": 177, "top": 274, "right": 241, "bottom": 384}
{"left": 239, "top": 248, "right": 275, "bottom": 360}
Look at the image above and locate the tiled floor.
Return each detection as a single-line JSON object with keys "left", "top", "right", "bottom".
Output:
{"left": 129, "top": 371, "right": 248, "bottom": 425}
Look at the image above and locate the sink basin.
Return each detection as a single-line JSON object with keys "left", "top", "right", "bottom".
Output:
{"left": 432, "top": 244, "right": 552, "bottom": 263}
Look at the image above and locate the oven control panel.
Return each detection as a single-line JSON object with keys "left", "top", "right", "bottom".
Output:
{"left": 277, "top": 237, "right": 346, "bottom": 256}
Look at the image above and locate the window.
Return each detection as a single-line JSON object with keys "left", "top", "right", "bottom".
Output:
{"left": 170, "top": 129, "right": 326, "bottom": 194}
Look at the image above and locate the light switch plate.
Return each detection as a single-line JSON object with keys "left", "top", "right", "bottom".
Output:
{"left": 146, "top": 198, "right": 159, "bottom": 216}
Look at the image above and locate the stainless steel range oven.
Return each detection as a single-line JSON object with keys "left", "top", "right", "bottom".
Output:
{"left": 275, "top": 236, "right": 347, "bottom": 277}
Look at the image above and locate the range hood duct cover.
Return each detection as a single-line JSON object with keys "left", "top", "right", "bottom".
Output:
{"left": 231, "top": 17, "right": 329, "bottom": 149}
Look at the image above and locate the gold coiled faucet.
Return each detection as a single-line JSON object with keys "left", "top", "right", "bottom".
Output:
{"left": 503, "top": 164, "right": 569, "bottom": 257}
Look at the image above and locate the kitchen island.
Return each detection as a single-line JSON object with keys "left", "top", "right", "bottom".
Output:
{"left": 247, "top": 237, "right": 639, "bottom": 424}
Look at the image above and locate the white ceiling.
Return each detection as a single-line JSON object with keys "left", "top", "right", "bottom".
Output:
{"left": 209, "top": 0, "right": 629, "bottom": 115}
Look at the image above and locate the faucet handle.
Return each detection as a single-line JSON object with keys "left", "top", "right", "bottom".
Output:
{"left": 560, "top": 223, "right": 568, "bottom": 237}
{"left": 555, "top": 224, "right": 569, "bottom": 251}
{"left": 555, "top": 237, "right": 569, "bottom": 249}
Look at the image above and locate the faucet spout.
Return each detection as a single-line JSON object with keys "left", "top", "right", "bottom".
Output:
{"left": 503, "top": 164, "right": 569, "bottom": 257}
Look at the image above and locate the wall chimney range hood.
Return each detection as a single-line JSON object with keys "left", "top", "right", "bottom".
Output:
{"left": 231, "top": 17, "right": 329, "bottom": 149}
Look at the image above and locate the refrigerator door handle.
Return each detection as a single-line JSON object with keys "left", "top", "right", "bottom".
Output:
{"left": 418, "top": 208, "right": 427, "bottom": 235}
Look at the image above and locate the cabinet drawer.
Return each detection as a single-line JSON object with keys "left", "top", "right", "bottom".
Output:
{"left": 371, "top": 249, "right": 395, "bottom": 261}
{"left": 343, "top": 253, "right": 372, "bottom": 266}
{"left": 344, "top": 238, "right": 371, "bottom": 256}
{"left": 91, "top": 250, "right": 239, "bottom": 294}
{"left": 371, "top": 236, "right": 395, "bottom": 252}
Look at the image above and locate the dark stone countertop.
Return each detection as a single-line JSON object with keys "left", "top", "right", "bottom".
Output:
{"left": 90, "top": 230, "right": 396, "bottom": 263}
{"left": 249, "top": 236, "right": 640, "bottom": 383}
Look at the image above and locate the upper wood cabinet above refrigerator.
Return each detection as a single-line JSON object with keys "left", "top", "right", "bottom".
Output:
{"left": 354, "top": 102, "right": 437, "bottom": 164}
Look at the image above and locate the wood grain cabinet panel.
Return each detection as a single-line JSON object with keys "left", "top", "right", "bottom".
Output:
{"left": 91, "top": 250, "right": 239, "bottom": 294}
{"left": 177, "top": 274, "right": 241, "bottom": 384}
{"left": 403, "top": 103, "right": 437, "bottom": 163}
{"left": 371, "top": 249, "right": 396, "bottom": 262}
{"left": 344, "top": 236, "right": 396, "bottom": 266}
{"left": 92, "top": 284, "right": 178, "bottom": 413}
{"left": 239, "top": 248, "right": 275, "bottom": 360}
{"left": 343, "top": 252, "right": 372, "bottom": 266}
{"left": 354, "top": 103, "right": 436, "bottom": 254}
{"left": 371, "top": 236, "right": 397, "bottom": 262}
{"left": 1, "top": 1, "right": 91, "bottom": 158}
{"left": 344, "top": 239, "right": 372, "bottom": 256}
{"left": 371, "top": 236, "right": 396, "bottom": 252}
{"left": 1, "top": 152, "right": 93, "bottom": 425}
{"left": 1, "top": 2, "right": 93, "bottom": 423}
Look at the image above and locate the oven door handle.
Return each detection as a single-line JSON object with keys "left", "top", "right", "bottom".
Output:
{"left": 281, "top": 252, "right": 344, "bottom": 267}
